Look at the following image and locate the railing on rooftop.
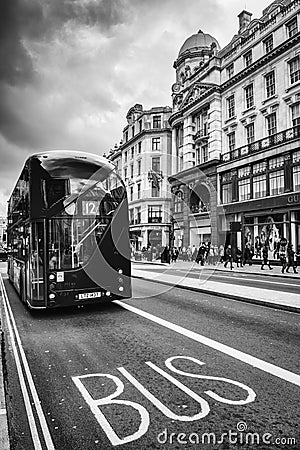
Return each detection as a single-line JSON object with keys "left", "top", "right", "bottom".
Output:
{"left": 221, "top": 125, "right": 300, "bottom": 163}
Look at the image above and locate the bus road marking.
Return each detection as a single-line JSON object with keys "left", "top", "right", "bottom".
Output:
{"left": 73, "top": 355, "right": 256, "bottom": 446}
{"left": 0, "top": 274, "right": 55, "bottom": 450}
{"left": 115, "top": 300, "right": 300, "bottom": 387}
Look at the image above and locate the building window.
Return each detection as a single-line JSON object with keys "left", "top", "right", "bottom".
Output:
{"left": 152, "top": 116, "right": 161, "bottom": 129}
{"left": 132, "top": 126, "right": 135, "bottom": 138}
{"left": 228, "top": 132, "right": 235, "bottom": 151}
{"left": 152, "top": 137, "right": 160, "bottom": 151}
{"left": 139, "top": 119, "right": 143, "bottom": 133}
{"left": 151, "top": 182, "right": 160, "bottom": 198}
{"left": 196, "top": 145, "right": 208, "bottom": 164}
{"left": 124, "top": 151, "right": 128, "bottom": 163}
{"left": 130, "top": 186, "right": 133, "bottom": 201}
{"left": 227, "top": 95, "right": 235, "bottom": 118}
{"left": 269, "top": 156, "right": 284, "bottom": 170}
{"left": 253, "top": 161, "right": 267, "bottom": 174}
{"left": 286, "top": 17, "right": 298, "bottom": 38}
{"left": 269, "top": 170, "right": 284, "bottom": 195}
{"left": 246, "top": 123, "right": 255, "bottom": 144}
{"left": 138, "top": 142, "right": 142, "bottom": 153}
{"left": 291, "top": 104, "right": 300, "bottom": 127}
{"left": 137, "top": 160, "right": 141, "bottom": 176}
{"left": 266, "top": 113, "right": 277, "bottom": 136}
{"left": 264, "top": 35, "right": 273, "bottom": 54}
{"left": 152, "top": 157, "right": 160, "bottom": 172}
{"left": 136, "top": 207, "right": 141, "bottom": 224}
{"left": 129, "top": 209, "right": 134, "bottom": 225}
{"left": 289, "top": 57, "right": 300, "bottom": 85}
{"left": 238, "top": 178, "right": 251, "bottom": 201}
{"left": 137, "top": 183, "right": 141, "bottom": 199}
{"left": 125, "top": 131, "right": 128, "bottom": 142}
{"left": 265, "top": 71, "right": 276, "bottom": 98}
{"left": 244, "top": 84, "right": 254, "bottom": 109}
{"left": 253, "top": 174, "right": 267, "bottom": 199}
{"left": 293, "top": 151, "right": 300, "bottom": 191}
{"left": 222, "top": 184, "right": 232, "bottom": 204}
{"left": 124, "top": 167, "right": 127, "bottom": 179}
{"left": 130, "top": 164, "right": 134, "bottom": 178}
{"left": 148, "top": 206, "right": 162, "bottom": 223}
{"left": 244, "top": 50, "right": 252, "bottom": 67}
{"left": 131, "top": 147, "right": 134, "bottom": 159}
{"left": 227, "top": 63, "right": 234, "bottom": 79}
{"left": 174, "top": 191, "right": 183, "bottom": 213}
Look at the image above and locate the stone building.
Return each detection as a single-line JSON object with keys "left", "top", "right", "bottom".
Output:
{"left": 108, "top": 104, "right": 172, "bottom": 253}
{"left": 169, "top": 0, "right": 300, "bottom": 259}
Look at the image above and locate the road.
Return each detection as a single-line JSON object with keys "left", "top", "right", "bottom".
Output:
{"left": 0, "top": 263, "right": 299, "bottom": 449}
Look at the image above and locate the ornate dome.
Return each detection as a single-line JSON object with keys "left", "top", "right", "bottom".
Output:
{"left": 178, "top": 30, "right": 220, "bottom": 56}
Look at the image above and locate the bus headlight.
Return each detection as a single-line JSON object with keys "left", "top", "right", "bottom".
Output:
{"left": 49, "top": 293, "right": 56, "bottom": 299}
{"left": 118, "top": 286, "right": 124, "bottom": 292}
{"left": 49, "top": 274, "right": 55, "bottom": 280}
{"left": 118, "top": 277, "right": 124, "bottom": 284}
{"left": 118, "top": 269, "right": 123, "bottom": 274}
{"left": 106, "top": 291, "right": 111, "bottom": 296}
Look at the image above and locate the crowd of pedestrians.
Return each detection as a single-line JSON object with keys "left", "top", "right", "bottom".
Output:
{"left": 132, "top": 239, "right": 299, "bottom": 274}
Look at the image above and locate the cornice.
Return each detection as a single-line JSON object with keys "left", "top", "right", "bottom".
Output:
{"left": 222, "top": 32, "right": 300, "bottom": 91}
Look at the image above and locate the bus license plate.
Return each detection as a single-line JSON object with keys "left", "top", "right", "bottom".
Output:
{"left": 78, "top": 292, "right": 102, "bottom": 299}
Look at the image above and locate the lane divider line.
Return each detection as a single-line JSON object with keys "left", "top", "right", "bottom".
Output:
{"left": 115, "top": 300, "right": 300, "bottom": 387}
{"left": 0, "top": 274, "right": 55, "bottom": 450}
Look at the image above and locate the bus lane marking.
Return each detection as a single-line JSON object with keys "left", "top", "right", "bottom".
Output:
{"left": 115, "top": 300, "right": 300, "bottom": 387}
{"left": 72, "top": 355, "right": 256, "bottom": 446}
{"left": 0, "top": 274, "right": 55, "bottom": 450}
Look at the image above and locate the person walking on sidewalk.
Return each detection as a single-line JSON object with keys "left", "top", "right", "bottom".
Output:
{"left": 224, "top": 245, "right": 234, "bottom": 269}
{"left": 279, "top": 243, "right": 287, "bottom": 274}
{"left": 236, "top": 247, "right": 243, "bottom": 267}
{"left": 261, "top": 243, "right": 273, "bottom": 270}
{"left": 286, "top": 243, "right": 298, "bottom": 274}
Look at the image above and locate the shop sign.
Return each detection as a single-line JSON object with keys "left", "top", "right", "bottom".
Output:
{"left": 287, "top": 194, "right": 300, "bottom": 204}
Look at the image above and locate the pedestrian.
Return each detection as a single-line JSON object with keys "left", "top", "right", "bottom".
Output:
{"left": 278, "top": 243, "right": 287, "bottom": 274}
{"left": 224, "top": 244, "right": 234, "bottom": 269}
{"left": 286, "top": 243, "right": 298, "bottom": 274}
{"left": 171, "top": 247, "right": 179, "bottom": 263}
{"left": 224, "top": 244, "right": 233, "bottom": 270}
{"left": 261, "top": 244, "right": 273, "bottom": 270}
{"left": 196, "top": 243, "right": 206, "bottom": 266}
{"left": 244, "top": 242, "right": 253, "bottom": 266}
{"left": 161, "top": 246, "right": 170, "bottom": 264}
{"left": 219, "top": 244, "right": 225, "bottom": 263}
{"left": 191, "top": 245, "right": 197, "bottom": 261}
{"left": 236, "top": 247, "right": 243, "bottom": 267}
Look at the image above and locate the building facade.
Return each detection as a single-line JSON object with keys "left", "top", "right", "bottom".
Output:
{"left": 169, "top": 0, "right": 300, "bottom": 259}
{"left": 0, "top": 217, "right": 7, "bottom": 246}
{"left": 108, "top": 104, "right": 172, "bottom": 254}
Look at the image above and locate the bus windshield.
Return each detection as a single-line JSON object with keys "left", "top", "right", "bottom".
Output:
{"left": 39, "top": 154, "right": 126, "bottom": 271}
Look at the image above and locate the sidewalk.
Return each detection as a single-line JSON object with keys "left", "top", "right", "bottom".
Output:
{"left": 131, "top": 259, "right": 300, "bottom": 314}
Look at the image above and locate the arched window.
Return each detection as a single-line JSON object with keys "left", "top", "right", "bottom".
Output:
{"left": 174, "top": 190, "right": 183, "bottom": 213}
{"left": 189, "top": 183, "right": 210, "bottom": 213}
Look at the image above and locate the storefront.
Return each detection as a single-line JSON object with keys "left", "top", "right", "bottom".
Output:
{"left": 219, "top": 193, "right": 300, "bottom": 262}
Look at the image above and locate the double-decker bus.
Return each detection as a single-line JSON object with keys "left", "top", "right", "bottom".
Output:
{"left": 7, "top": 151, "right": 131, "bottom": 309}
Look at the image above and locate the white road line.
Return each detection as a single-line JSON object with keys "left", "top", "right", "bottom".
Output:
{"left": 172, "top": 269, "right": 300, "bottom": 289}
{"left": 115, "top": 300, "right": 300, "bottom": 387}
{"left": 0, "top": 275, "right": 55, "bottom": 450}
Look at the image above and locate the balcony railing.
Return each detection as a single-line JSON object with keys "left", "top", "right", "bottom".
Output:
{"left": 148, "top": 217, "right": 162, "bottom": 223}
{"left": 190, "top": 203, "right": 210, "bottom": 214}
{"left": 194, "top": 129, "right": 208, "bottom": 142}
{"left": 221, "top": 125, "right": 300, "bottom": 163}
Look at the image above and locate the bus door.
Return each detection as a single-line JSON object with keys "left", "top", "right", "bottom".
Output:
{"left": 28, "top": 222, "right": 45, "bottom": 304}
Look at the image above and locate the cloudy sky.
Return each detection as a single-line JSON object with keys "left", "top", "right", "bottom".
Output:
{"left": 0, "top": 0, "right": 273, "bottom": 216}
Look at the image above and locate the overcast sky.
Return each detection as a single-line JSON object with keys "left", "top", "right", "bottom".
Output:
{"left": 0, "top": 0, "right": 273, "bottom": 216}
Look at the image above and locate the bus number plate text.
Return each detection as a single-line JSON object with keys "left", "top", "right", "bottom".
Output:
{"left": 78, "top": 291, "right": 102, "bottom": 299}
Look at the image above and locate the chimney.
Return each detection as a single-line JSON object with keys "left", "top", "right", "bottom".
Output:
{"left": 238, "top": 10, "right": 252, "bottom": 33}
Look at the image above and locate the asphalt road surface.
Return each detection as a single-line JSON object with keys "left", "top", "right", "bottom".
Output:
{"left": 1, "top": 266, "right": 299, "bottom": 449}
